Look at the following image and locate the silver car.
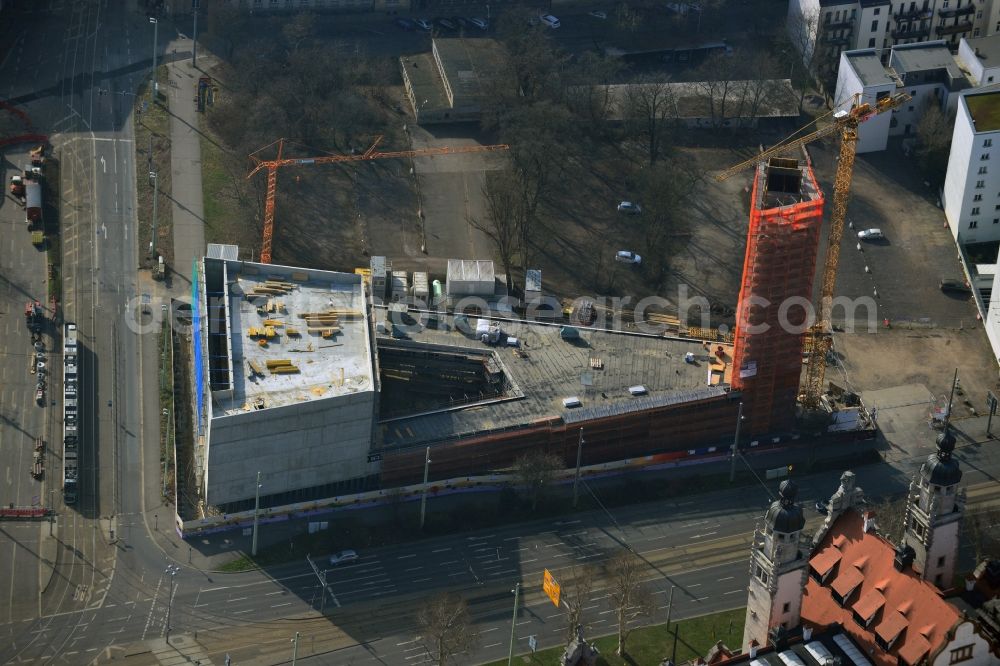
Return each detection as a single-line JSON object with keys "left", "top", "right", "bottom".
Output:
{"left": 329, "top": 549, "right": 359, "bottom": 566}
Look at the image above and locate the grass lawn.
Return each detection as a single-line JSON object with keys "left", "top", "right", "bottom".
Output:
{"left": 133, "top": 65, "right": 172, "bottom": 268}
{"left": 483, "top": 607, "right": 745, "bottom": 666}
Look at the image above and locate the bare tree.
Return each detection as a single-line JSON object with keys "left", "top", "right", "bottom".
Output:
{"left": 416, "top": 593, "right": 480, "bottom": 666}
{"left": 637, "top": 158, "right": 701, "bottom": 285}
{"left": 561, "top": 565, "right": 597, "bottom": 642}
{"left": 470, "top": 171, "right": 523, "bottom": 292}
{"left": 513, "top": 449, "right": 563, "bottom": 511}
{"left": 625, "top": 76, "right": 677, "bottom": 165}
{"left": 609, "top": 552, "right": 656, "bottom": 657}
{"left": 915, "top": 99, "right": 955, "bottom": 188}
{"left": 966, "top": 506, "right": 1000, "bottom": 565}
{"left": 872, "top": 495, "right": 909, "bottom": 544}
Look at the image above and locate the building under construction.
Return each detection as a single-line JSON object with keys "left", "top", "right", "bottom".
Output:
{"left": 732, "top": 157, "right": 825, "bottom": 435}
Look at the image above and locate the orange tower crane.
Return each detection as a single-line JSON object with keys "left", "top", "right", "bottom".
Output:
{"left": 248, "top": 136, "right": 510, "bottom": 264}
{"left": 717, "top": 92, "right": 910, "bottom": 409}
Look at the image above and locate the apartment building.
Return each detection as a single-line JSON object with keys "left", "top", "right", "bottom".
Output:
{"left": 789, "top": 0, "right": 992, "bottom": 89}
{"left": 835, "top": 38, "right": 981, "bottom": 151}
{"left": 943, "top": 88, "right": 1000, "bottom": 244}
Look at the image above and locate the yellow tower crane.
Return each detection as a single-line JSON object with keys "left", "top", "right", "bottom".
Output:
{"left": 717, "top": 92, "right": 910, "bottom": 409}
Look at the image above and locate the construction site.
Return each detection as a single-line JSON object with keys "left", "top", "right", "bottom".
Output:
{"left": 169, "top": 91, "right": 924, "bottom": 524}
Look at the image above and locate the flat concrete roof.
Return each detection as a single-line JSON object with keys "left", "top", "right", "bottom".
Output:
{"left": 845, "top": 51, "right": 894, "bottom": 87}
{"left": 433, "top": 38, "right": 508, "bottom": 107}
{"left": 400, "top": 53, "right": 451, "bottom": 112}
{"left": 965, "top": 90, "right": 1000, "bottom": 132}
{"left": 217, "top": 266, "right": 374, "bottom": 416}
{"left": 963, "top": 35, "right": 1000, "bottom": 69}
{"left": 892, "top": 42, "right": 964, "bottom": 80}
{"left": 375, "top": 309, "right": 732, "bottom": 449}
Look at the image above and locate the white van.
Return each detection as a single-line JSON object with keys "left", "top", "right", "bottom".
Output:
{"left": 540, "top": 14, "right": 561, "bottom": 28}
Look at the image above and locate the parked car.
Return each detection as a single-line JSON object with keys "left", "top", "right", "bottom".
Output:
{"left": 394, "top": 17, "right": 415, "bottom": 30}
{"left": 329, "top": 549, "right": 359, "bottom": 566}
{"left": 540, "top": 14, "right": 561, "bottom": 28}
{"left": 815, "top": 499, "right": 829, "bottom": 515}
{"left": 434, "top": 17, "right": 458, "bottom": 31}
{"left": 413, "top": 18, "right": 432, "bottom": 31}
{"left": 857, "top": 228, "right": 884, "bottom": 240}
{"left": 617, "top": 201, "right": 642, "bottom": 215}
{"left": 588, "top": 10, "right": 607, "bottom": 18}
{"left": 469, "top": 17, "right": 488, "bottom": 29}
{"left": 452, "top": 16, "right": 471, "bottom": 28}
{"left": 615, "top": 251, "right": 642, "bottom": 265}
{"left": 940, "top": 278, "right": 972, "bottom": 294}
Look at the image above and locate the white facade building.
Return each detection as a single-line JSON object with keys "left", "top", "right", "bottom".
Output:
{"left": 789, "top": 0, "right": 994, "bottom": 90}
{"left": 957, "top": 34, "right": 1000, "bottom": 84}
{"left": 834, "top": 41, "right": 972, "bottom": 152}
{"left": 942, "top": 88, "right": 1000, "bottom": 244}
{"left": 834, "top": 50, "right": 898, "bottom": 152}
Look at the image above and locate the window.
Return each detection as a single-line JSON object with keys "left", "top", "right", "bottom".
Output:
{"left": 825, "top": 11, "right": 832, "bottom": 23}
{"left": 874, "top": 7, "right": 880, "bottom": 15}
{"left": 872, "top": 20, "right": 879, "bottom": 31}
{"left": 975, "top": 28, "right": 981, "bottom": 37}
{"left": 990, "top": 76, "right": 996, "bottom": 83}
{"left": 978, "top": 11, "right": 983, "bottom": 19}
{"left": 783, "top": 602, "right": 791, "bottom": 613}
{"left": 869, "top": 38, "right": 876, "bottom": 47}
{"left": 983, "top": 153, "right": 992, "bottom": 161}
{"left": 909, "top": 106, "right": 915, "bottom": 112}
{"left": 976, "top": 180, "right": 985, "bottom": 188}
{"left": 979, "top": 166, "right": 988, "bottom": 174}
{"left": 938, "top": 556, "right": 946, "bottom": 566}
{"left": 951, "top": 645, "right": 975, "bottom": 664}
{"left": 943, "top": 0, "right": 950, "bottom": 7}
{"left": 974, "top": 194, "right": 983, "bottom": 201}
{"left": 986, "top": 139, "right": 994, "bottom": 147}
{"left": 851, "top": 8, "right": 857, "bottom": 18}
{"left": 970, "top": 220, "right": 979, "bottom": 228}
{"left": 994, "top": 204, "right": 1000, "bottom": 210}
{"left": 972, "top": 207, "right": 981, "bottom": 215}
{"left": 994, "top": 218, "right": 999, "bottom": 224}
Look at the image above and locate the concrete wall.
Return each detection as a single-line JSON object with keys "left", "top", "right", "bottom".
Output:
{"left": 889, "top": 82, "right": 949, "bottom": 136}
{"left": 958, "top": 38, "right": 1000, "bottom": 85}
{"left": 206, "top": 388, "right": 376, "bottom": 506}
{"left": 856, "top": 4, "right": 890, "bottom": 55}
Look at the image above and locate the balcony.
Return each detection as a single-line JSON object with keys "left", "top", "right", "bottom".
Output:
{"left": 938, "top": 4, "right": 975, "bottom": 18}
{"left": 936, "top": 20, "right": 974, "bottom": 35}
{"left": 894, "top": 8, "right": 932, "bottom": 21}
{"left": 822, "top": 35, "right": 851, "bottom": 45}
{"left": 892, "top": 26, "right": 930, "bottom": 39}
{"left": 824, "top": 19, "right": 854, "bottom": 29}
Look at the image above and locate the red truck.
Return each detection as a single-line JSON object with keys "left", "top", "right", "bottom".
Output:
{"left": 24, "top": 180, "right": 41, "bottom": 226}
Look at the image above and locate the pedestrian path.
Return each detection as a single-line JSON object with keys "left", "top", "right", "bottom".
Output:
{"left": 165, "top": 39, "right": 206, "bottom": 292}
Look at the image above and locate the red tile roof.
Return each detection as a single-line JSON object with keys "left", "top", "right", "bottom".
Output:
{"left": 802, "top": 510, "right": 960, "bottom": 666}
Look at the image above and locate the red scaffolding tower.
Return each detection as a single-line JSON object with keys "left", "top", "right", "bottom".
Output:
{"left": 732, "top": 157, "right": 825, "bottom": 435}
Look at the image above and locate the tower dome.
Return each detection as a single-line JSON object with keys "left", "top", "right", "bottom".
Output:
{"left": 764, "top": 479, "right": 805, "bottom": 533}
{"left": 921, "top": 427, "right": 962, "bottom": 487}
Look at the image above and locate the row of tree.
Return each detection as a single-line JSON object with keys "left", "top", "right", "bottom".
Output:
{"left": 417, "top": 552, "right": 656, "bottom": 665}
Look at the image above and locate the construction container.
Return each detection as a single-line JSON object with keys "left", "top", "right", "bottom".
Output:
{"left": 446, "top": 259, "right": 494, "bottom": 297}
{"left": 412, "top": 272, "right": 429, "bottom": 303}
{"left": 370, "top": 256, "right": 390, "bottom": 301}
{"left": 391, "top": 270, "right": 408, "bottom": 303}
{"left": 525, "top": 269, "right": 542, "bottom": 304}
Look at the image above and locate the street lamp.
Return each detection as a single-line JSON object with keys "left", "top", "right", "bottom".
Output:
{"left": 165, "top": 564, "right": 180, "bottom": 642}
{"left": 419, "top": 447, "right": 431, "bottom": 530}
{"left": 251, "top": 471, "right": 262, "bottom": 556}
{"left": 507, "top": 582, "right": 520, "bottom": 666}
{"left": 728, "top": 402, "right": 745, "bottom": 483}
{"left": 150, "top": 17, "right": 159, "bottom": 99}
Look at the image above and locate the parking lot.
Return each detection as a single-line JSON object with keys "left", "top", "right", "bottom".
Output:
{"left": 803, "top": 140, "right": 997, "bottom": 411}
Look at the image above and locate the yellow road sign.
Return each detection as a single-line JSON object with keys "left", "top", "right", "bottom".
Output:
{"left": 542, "top": 568, "right": 561, "bottom": 608}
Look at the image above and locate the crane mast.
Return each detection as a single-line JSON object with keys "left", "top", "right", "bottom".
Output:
{"left": 718, "top": 92, "right": 910, "bottom": 409}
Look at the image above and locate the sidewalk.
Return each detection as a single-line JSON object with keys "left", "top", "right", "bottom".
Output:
{"left": 164, "top": 38, "right": 206, "bottom": 292}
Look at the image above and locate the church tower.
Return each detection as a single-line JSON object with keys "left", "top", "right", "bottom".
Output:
{"left": 742, "top": 480, "right": 809, "bottom": 652}
{"left": 902, "top": 427, "right": 965, "bottom": 588}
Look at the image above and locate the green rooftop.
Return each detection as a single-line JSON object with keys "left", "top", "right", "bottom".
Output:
{"left": 966, "top": 91, "right": 1000, "bottom": 133}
